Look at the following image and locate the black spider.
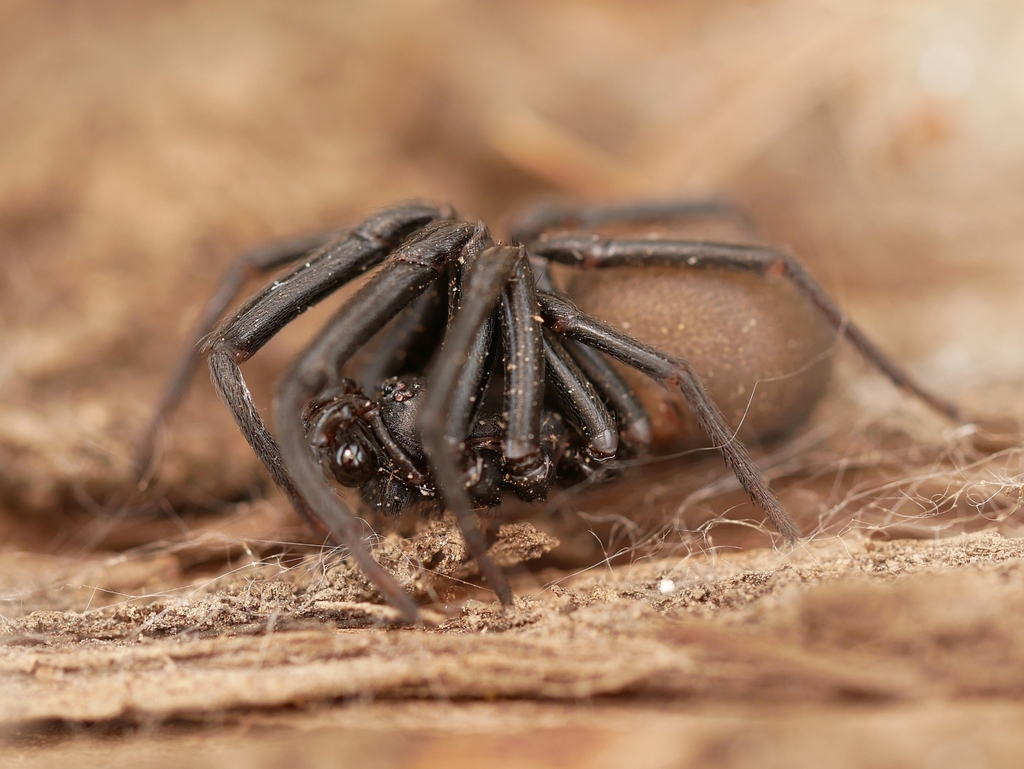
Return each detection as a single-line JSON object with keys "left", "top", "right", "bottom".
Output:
{"left": 137, "top": 198, "right": 960, "bottom": 621}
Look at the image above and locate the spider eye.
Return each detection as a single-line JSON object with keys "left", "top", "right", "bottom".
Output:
{"left": 326, "top": 433, "right": 378, "bottom": 487}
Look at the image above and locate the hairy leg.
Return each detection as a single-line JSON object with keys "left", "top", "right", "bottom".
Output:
{"left": 274, "top": 221, "right": 479, "bottom": 620}
{"left": 532, "top": 236, "right": 960, "bottom": 421}
{"left": 418, "top": 245, "right": 527, "bottom": 605}
{"left": 538, "top": 292, "right": 801, "bottom": 543}
{"left": 136, "top": 228, "right": 344, "bottom": 481}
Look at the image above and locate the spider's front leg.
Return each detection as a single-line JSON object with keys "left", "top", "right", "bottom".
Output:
{"left": 497, "top": 256, "right": 554, "bottom": 501}
{"left": 418, "top": 247, "right": 639, "bottom": 605}
{"left": 199, "top": 204, "right": 448, "bottom": 520}
{"left": 275, "top": 220, "right": 482, "bottom": 620}
{"left": 136, "top": 227, "right": 346, "bottom": 481}
{"left": 357, "top": 280, "right": 446, "bottom": 394}
{"left": 200, "top": 203, "right": 450, "bottom": 533}
{"left": 418, "top": 245, "right": 529, "bottom": 606}
{"left": 541, "top": 332, "right": 618, "bottom": 477}
{"left": 188, "top": 207, "right": 466, "bottom": 621}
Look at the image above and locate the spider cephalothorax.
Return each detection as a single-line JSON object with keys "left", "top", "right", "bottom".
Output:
{"left": 138, "top": 198, "right": 960, "bottom": 621}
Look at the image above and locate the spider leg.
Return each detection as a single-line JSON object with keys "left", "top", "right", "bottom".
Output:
{"left": 358, "top": 279, "right": 447, "bottom": 394}
{"left": 445, "top": 228, "right": 500, "bottom": 441}
{"left": 196, "top": 205, "right": 452, "bottom": 527}
{"left": 537, "top": 292, "right": 801, "bottom": 543}
{"left": 498, "top": 257, "right": 552, "bottom": 500}
{"left": 209, "top": 218, "right": 467, "bottom": 516}
{"left": 203, "top": 205, "right": 450, "bottom": 520}
{"left": 542, "top": 332, "right": 618, "bottom": 464}
{"left": 560, "top": 339, "right": 653, "bottom": 454}
{"left": 355, "top": 218, "right": 501, "bottom": 511}
{"left": 527, "top": 253, "right": 653, "bottom": 455}
{"left": 511, "top": 197, "right": 755, "bottom": 243}
{"left": 210, "top": 203, "right": 452, "bottom": 363}
{"left": 533, "top": 236, "right": 961, "bottom": 421}
{"left": 137, "top": 202, "right": 450, "bottom": 483}
{"left": 420, "top": 245, "right": 528, "bottom": 606}
{"left": 136, "top": 228, "right": 345, "bottom": 481}
{"left": 375, "top": 225, "right": 502, "bottom": 508}
{"left": 274, "top": 220, "right": 479, "bottom": 621}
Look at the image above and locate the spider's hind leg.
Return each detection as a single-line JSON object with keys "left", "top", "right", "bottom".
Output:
{"left": 533, "top": 236, "right": 960, "bottom": 422}
{"left": 537, "top": 291, "right": 802, "bottom": 543}
{"left": 528, "top": 255, "right": 654, "bottom": 457}
{"left": 419, "top": 245, "right": 531, "bottom": 606}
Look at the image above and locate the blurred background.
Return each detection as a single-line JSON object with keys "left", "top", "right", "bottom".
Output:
{"left": 1, "top": 0, "right": 1023, "bottom": 552}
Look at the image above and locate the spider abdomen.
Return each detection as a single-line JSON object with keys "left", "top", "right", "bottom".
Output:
{"left": 565, "top": 266, "right": 835, "bottom": 450}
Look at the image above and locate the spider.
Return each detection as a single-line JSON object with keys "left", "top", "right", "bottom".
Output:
{"left": 137, "top": 198, "right": 960, "bottom": 622}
